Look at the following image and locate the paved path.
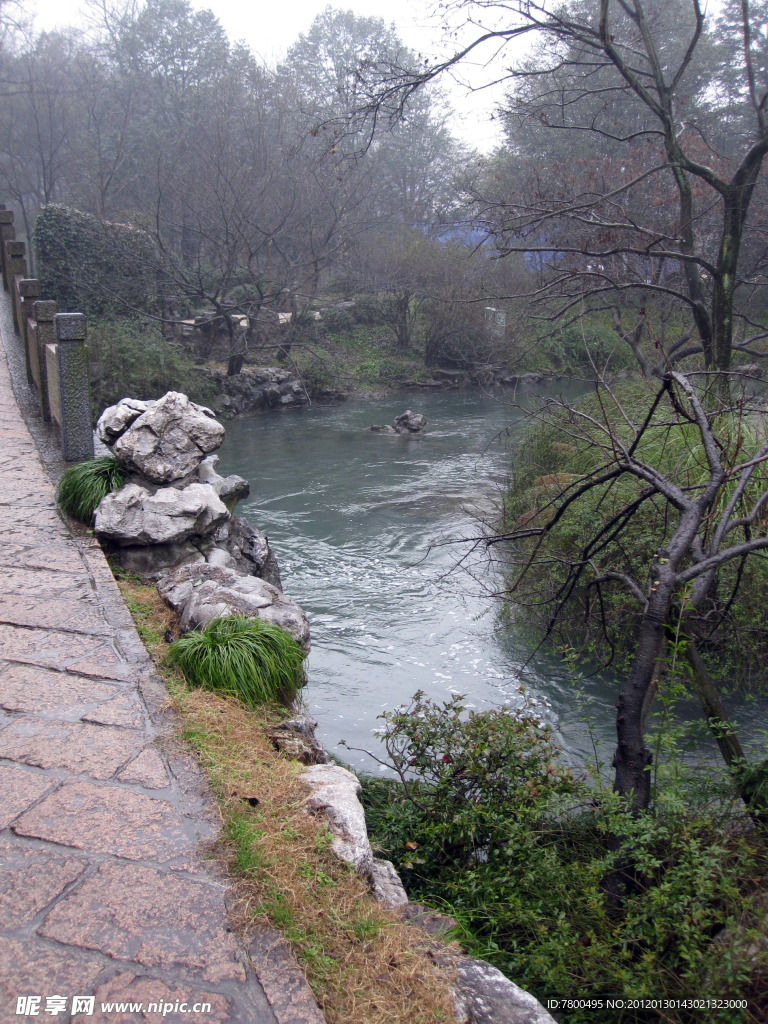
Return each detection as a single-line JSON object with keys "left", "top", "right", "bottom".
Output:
{"left": 0, "top": 319, "right": 280, "bottom": 1022}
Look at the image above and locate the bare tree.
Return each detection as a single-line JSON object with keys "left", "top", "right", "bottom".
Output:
{"left": 482, "top": 366, "right": 768, "bottom": 809}
{"left": 356, "top": 0, "right": 768, "bottom": 378}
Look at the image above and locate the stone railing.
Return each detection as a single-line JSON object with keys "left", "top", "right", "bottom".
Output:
{"left": 0, "top": 205, "right": 93, "bottom": 461}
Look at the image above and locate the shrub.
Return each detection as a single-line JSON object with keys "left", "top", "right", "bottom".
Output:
{"left": 320, "top": 308, "right": 355, "bottom": 334}
{"left": 56, "top": 456, "right": 126, "bottom": 524}
{"left": 361, "top": 694, "right": 768, "bottom": 1023}
{"left": 35, "top": 204, "right": 160, "bottom": 318}
{"left": 88, "top": 318, "right": 216, "bottom": 420}
{"left": 167, "top": 615, "right": 306, "bottom": 707}
{"left": 354, "top": 295, "right": 388, "bottom": 326}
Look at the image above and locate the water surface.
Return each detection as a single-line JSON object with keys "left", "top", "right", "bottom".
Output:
{"left": 217, "top": 389, "right": 767, "bottom": 772}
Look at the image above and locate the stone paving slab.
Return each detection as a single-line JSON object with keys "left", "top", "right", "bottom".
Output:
{"left": 1, "top": 718, "right": 146, "bottom": 778}
{"left": 0, "top": 663, "right": 120, "bottom": 717}
{"left": 15, "top": 781, "right": 195, "bottom": 862}
{"left": 0, "top": 315, "right": 292, "bottom": 1023}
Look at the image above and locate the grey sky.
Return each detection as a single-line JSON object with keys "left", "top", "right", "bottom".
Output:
{"left": 26, "top": 0, "right": 510, "bottom": 151}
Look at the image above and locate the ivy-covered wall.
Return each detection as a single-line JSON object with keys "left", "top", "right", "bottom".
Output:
{"left": 34, "top": 204, "right": 160, "bottom": 319}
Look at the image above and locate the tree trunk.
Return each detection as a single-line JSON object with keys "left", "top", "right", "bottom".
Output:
{"left": 612, "top": 576, "right": 674, "bottom": 808}
{"left": 683, "top": 634, "right": 745, "bottom": 768}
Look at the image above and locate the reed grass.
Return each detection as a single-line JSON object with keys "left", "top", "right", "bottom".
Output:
{"left": 56, "top": 456, "right": 126, "bottom": 523}
{"left": 167, "top": 615, "right": 305, "bottom": 707}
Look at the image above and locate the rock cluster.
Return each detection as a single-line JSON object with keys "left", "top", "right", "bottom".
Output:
{"left": 369, "top": 409, "right": 427, "bottom": 435}
{"left": 208, "top": 367, "right": 313, "bottom": 417}
{"left": 93, "top": 391, "right": 307, "bottom": 646}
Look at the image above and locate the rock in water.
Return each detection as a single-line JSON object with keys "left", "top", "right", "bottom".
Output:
{"left": 394, "top": 409, "right": 427, "bottom": 433}
{"left": 112, "top": 391, "right": 225, "bottom": 484}
{"left": 96, "top": 398, "right": 156, "bottom": 444}
{"left": 157, "top": 563, "right": 310, "bottom": 652}
{"left": 94, "top": 482, "right": 229, "bottom": 546}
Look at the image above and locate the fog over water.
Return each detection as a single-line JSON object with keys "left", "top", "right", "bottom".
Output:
{"left": 217, "top": 389, "right": 767, "bottom": 774}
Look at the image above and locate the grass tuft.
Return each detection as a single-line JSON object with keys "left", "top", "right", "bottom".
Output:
{"left": 167, "top": 615, "right": 305, "bottom": 707}
{"left": 56, "top": 456, "right": 126, "bottom": 523}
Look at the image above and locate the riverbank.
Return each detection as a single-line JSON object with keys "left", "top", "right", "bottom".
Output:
{"left": 0, "top": 314, "right": 284, "bottom": 1022}
{"left": 117, "top": 577, "right": 462, "bottom": 1024}
{"left": 85, "top": 311, "right": 560, "bottom": 423}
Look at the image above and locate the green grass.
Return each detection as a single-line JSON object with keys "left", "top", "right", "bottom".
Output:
{"left": 56, "top": 456, "right": 126, "bottom": 523}
{"left": 167, "top": 615, "right": 306, "bottom": 707}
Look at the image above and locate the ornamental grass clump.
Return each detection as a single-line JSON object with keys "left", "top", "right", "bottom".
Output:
{"left": 56, "top": 456, "right": 126, "bottom": 523}
{"left": 167, "top": 615, "right": 305, "bottom": 707}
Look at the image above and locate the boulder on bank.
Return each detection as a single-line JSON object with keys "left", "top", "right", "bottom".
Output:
{"left": 301, "top": 763, "right": 373, "bottom": 877}
{"left": 97, "top": 397, "right": 156, "bottom": 444}
{"left": 369, "top": 409, "right": 427, "bottom": 435}
{"left": 94, "top": 482, "right": 229, "bottom": 546}
{"left": 157, "top": 562, "right": 310, "bottom": 652}
{"left": 111, "top": 391, "right": 225, "bottom": 485}
{"left": 268, "top": 714, "right": 328, "bottom": 765}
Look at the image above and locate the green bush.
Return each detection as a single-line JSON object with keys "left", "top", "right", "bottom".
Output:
{"left": 88, "top": 318, "right": 216, "bottom": 420}
{"left": 56, "top": 456, "right": 126, "bottom": 523}
{"left": 320, "top": 308, "right": 355, "bottom": 334}
{"left": 353, "top": 295, "right": 388, "bottom": 326}
{"left": 167, "top": 615, "right": 306, "bottom": 707}
{"left": 361, "top": 694, "right": 768, "bottom": 1023}
{"left": 35, "top": 204, "right": 160, "bottom": 318}
{"left": 538, "top": 317, "right": 635, "bottom": 374}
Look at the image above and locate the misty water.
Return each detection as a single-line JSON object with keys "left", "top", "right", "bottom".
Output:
{"left": 217, "top": 388, "right": 767, "bottom": 774}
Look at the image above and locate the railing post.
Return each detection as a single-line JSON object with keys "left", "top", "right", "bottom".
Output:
{"left": 49, "top": 313, "right": 93, "bottom": 462}
{"left": 30, "top": 300, "right": 58, "bottom": 422}
{"left": 18, "top": 278, "right": 41, "bottom": 388}
{"left": 0, "top": 210, "right": 14, "bottom": 291}
{"left": 6, "top": 241, "right": 27, "bottom": 330}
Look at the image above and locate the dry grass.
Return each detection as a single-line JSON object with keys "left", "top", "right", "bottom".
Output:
{"left": 117, "top": 576, "right": 458, "bottom": 1024}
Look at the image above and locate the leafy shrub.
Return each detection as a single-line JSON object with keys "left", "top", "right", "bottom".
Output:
{"left": 539, "top": 317, "right": 634, "bottom": 374}
{"left": 88, "top": 318, "right": 216, "bottom": 420}
{"left": 167, "top": 615, "right": 306, "bottom": 707}
{"left": 320, "top": 308, "right": 355, "bottom": 334}
{"left": 35, "top": 204, "right": 160, "bottom": 318}
{"left": 361, "top": 694, "right": 768, "bottom": 1023}
{"left": 56, "top": 456, "right": 126, "bottom": 523}
{"left": 354, "top": 295, "right": 388, "bottom": 326}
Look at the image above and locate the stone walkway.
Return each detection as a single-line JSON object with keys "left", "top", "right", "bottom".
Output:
{"left": 0, "top": 321, "right": 289, "bottom": 1022}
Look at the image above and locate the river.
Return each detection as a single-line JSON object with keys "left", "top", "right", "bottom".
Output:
{"left": 217, "top": 388, "right": 766, "bottom": 774}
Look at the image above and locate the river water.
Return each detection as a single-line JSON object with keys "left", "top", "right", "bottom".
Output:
{"left": 217, "top": 389, "right": 766, "bottom": 773}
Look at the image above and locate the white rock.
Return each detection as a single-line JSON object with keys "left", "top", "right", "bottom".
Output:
{"left": 370, "top": 858, "right": 409, "bottom": 908}
{"left": 453, "top": 958, "right": 556, "bottom": 1024}
{"left": 157, "top": 563, "right": 310, "bottom": 652}
{"left": 113, "top": 391, "right": 225, "bottom": 484}
{"left": 301, "top": 764, "right": 373, "bottom": 877}
{"left": 94, "top": 482, "right": 229, "bottom": 546}
{"left": 97, "top": 398, "right": 156, "bottom": 444}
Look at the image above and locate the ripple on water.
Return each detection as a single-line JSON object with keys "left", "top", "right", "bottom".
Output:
{"left": 217, "top": 390, "right": 768, "bottom": 772}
